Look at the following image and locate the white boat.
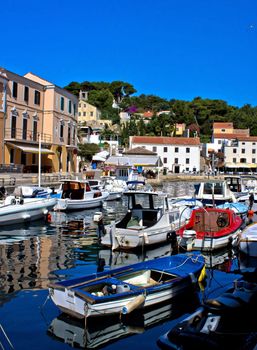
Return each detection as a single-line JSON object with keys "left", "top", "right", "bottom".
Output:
{"left": 48, "top": 254, "right": 205, "bottom": 319}
{"left": 194, "top": 181, "right": 237, "bottom": 206}
{"left": 237, "top": 223, "right": 257, "bottom": 257}
{"left": 54, "top": 180, "right": 109, "bottom": 211}
{"left": 97, "top": 189, "right": 191, "bottom": 250}
{"left": 0, "top": 195, "right": 57, "bottom": 226}
{"left": 88, "top": 177, "right": 127, "bottom": 201}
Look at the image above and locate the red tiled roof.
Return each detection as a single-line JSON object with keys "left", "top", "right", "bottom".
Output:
{"left": 213, "top": 122, "right": 234, "bottom": 128}
{"left": 131, "top": 136, "right": 200, "bottom": 145}
{"left": 143, "top": 111, "right": 154, "bottom": 118}
{"left": 214, "top": 133, "right": 257, "bottom": 141}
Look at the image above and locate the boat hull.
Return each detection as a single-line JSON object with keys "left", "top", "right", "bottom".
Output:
{"left": 0, "top": 197, "right": 57, "bottom": 226}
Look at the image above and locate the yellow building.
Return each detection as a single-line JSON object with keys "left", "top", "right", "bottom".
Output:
{"left": 78, "top": 90, "right": 112, "bottom": 129}
{"left": 0, "top": 67, "right": 78, "bottom": 173}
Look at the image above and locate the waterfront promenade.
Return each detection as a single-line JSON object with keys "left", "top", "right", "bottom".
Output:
{"left": 0, "top": 170, "right": 225, "bottom": 193}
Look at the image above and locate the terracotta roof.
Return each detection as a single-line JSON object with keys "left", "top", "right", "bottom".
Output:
{"left": 213, "top": 133, "right": 254, "bottom": 139}
{"left": 123, "top": 147, "right": 157, "bottom": 155}
{"left": 143, "top": 111, "right": 154, "bottom": 118}
{"left": 213, "top": 122, "right": 234, "bottom": 128}
{"left": 131, "top": 136, "right": 200, "bottom": 145}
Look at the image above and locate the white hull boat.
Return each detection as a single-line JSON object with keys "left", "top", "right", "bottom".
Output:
{"left": 48, "top": 254, "right": 205, "bottom": 319}
{"left": 0, "top": 196, "right": 57, "bottom": 226}
{"left": 97, "top": 190, "right": 190, "bottom": 250}
{"left": 54, "top": 180, "right": 109, "bottom": 211}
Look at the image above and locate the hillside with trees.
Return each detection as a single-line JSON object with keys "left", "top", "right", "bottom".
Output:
{"left": 64, "top": 80, "right": 257, "bottom": 146}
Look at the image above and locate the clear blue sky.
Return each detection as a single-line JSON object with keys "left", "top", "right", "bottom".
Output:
{"left": 2, "top": 0, "right": 257, "bottom": 107}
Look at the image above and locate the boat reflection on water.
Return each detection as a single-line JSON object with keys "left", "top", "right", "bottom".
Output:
{"left": 47, "top": 291, "right": 200, "bottom": 349}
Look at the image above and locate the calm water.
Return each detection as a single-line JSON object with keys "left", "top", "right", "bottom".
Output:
{"left": 0, "top": 182, "right": 253, "bottom": 349}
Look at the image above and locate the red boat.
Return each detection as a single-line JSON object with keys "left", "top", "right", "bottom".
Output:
{"left": 177, "top": 207, "right": 243, "bottom": 251}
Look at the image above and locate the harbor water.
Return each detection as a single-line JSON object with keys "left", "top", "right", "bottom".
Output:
{"left": 0, "top": 182, "right": 254, "bottom": 349}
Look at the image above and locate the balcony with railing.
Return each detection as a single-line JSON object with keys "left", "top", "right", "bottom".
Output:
{"left": 5, "top": 128, "right": 52, "bottom": 144}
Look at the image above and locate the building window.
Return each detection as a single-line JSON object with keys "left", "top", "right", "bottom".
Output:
{"left": 68, "top": 100, "right": 72, "bottom": 114}
{"left": 164, "top": 147, "right": 168, "bottom": 152}
{"left": 79, "top": 103, "right": 81, "bottom": 107}
{"left": 175, "top": 147, "right": 179, "bottom": 153}
{"left": 233, "top": 149, "right": 237, "bottom": 153}
{"left": 242, "top": 149, "right": 245, "bottom": 154}
{"left": 253, "top": 143, "right": 256, "bottom": 145}
{"left": 73, "top": 104, "right": 76, "bottom": 116}
{"left": 240, "top": 158, "right": 246, "bottom": 163}
{"left": 242, "top": 142, "right": 245, "bottom": 145}
{"left": 22, "top": 118, "right": 28, "bottom": 140}
{"left": 24, "top": 86, "right": 29, "bottom": 102}
{"left": 60, "top": 97, "right": 65, "bottom": 111}
{"left": 34, "top": 90, "right": 41, "bottom": 105}
{"left": 33, "top": 120, "right": 37, "bottom": 141}
{"left": 32, "top": 154, "right": 36, "bottom": 165}
{"left": 78, "top": 112, "right": 81, "bottom": 116}
{"left": 186, "top": 148, "right": 190, "bottom": 153}
{"left": 221, "top": 128, "right": 225, "bottom": 132}
{"left": 163, "top": 157, "right": 167, "bottom": 163}
{"left": 218, "top": 140, "right": 222, "bottom": 144}
{"left": 11, "top": 115, "right": 16, "bottom": 138}
{"left": 186, "top": 158, "right": 190, "bottom": 164}
{"left": 252, "top": 159, "right": 256, "bottom": 163}
{"left": 90, "top": 111, "right": 93, "bottom": 117}
{"left": 253, "top": 149, "right": 256, "bottom": 154}
{"left": 68, "top": 126, "right": 71, "bottom": 145}
{"left": 152, "top": 146, "right": 157, "bottom": 152}
{"left": 12, "top": 82, "right": 18, "bottom": 98}
{"left": 233, "top": 158, "right": 236, "bottom": 162}
{"left": 60, "top": 122, "right": 64, "bottom": 140}
{"left": 174, "top": 158, "right": 178, "bottom": 164}
{"left": 83, "top": 112, "right": 86, "bottom": 116}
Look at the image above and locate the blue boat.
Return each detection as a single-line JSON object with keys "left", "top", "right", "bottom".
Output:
{"left": 49, "top": 254, "right": 205, "bottom": 319}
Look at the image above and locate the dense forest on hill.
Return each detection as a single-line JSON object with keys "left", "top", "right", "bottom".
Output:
{"left": 64, "top": 80, "right": 257, "bottom": 146}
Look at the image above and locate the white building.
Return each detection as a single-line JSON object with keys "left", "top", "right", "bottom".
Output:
{"left": 129, "top": 136, "right": 201, "bottom": 173}
{"left": 224, "top": 136, "right": 257, "bottom": 172}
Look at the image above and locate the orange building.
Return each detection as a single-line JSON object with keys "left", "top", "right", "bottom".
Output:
{"left": 0, "top": 68, "right": 78, "bottom": 173}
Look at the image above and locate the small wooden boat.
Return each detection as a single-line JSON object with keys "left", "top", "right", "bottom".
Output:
{"left": 48, "top": 254, "right": 205, "bottom": 319}
{"left": 157, "top": 277, "right": 257, "bottom": 350}
{"left": 54, "top": 179, "right": 109, "bottom": 211}
{"left": 0, "top": 195, "right": 57, "bottom": 226}
{"left": 237, "top": 223, "right": 257, "bottom": 257}
{"left": 97, "top": 189, "right": 190, "bottom": 250}
{"left": 177, "top": 207, "right": 243, "bottom": 251}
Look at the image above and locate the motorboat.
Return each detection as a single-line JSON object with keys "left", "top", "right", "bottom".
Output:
{"left": 48, "top": 254, "right": 205, "bottom": 319}
{"left": 194, "top": 181, "right": 237, "bottom": 206}
{"left": 0, "top": 195, "right": 57, "bottom": 226}
{"left": 88, "top": 176, "right": 127, "bottom": 201}
{"left": 237, "top": 223, "right": 257, "bottom": 257}
{"left": 97, "top": 189, "right": 191, "bottom": 250}
{"left": 157, "top": 276, "right": 257, "bottom": 350}
{"left": 177, "top": 207, "right": 243, "bottom": 251}
{"left": 54, "top": 179, "right": 109, "bottom": 211}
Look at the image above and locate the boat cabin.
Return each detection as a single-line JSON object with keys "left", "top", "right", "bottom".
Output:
{"left": 116, "top": 191, "right": 168, "bottom": 229}
{"left": 60, "top": 180, "right": 101, "bottom": 200}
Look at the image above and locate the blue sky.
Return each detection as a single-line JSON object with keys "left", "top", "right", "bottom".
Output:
{"left": 2, "top": 0, "right": 257, "bottom": 107}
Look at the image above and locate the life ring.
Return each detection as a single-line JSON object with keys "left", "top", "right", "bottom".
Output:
{"left": 217, "top": 215, "right": 227, "bottom": 228}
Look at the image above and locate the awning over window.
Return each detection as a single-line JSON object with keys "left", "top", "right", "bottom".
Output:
{"left": 7, "top": 143, "right": 55, "bottom": 155}
{"left": 225, "top": 162, "right": 257, "bottom": 168}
